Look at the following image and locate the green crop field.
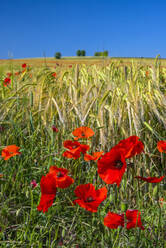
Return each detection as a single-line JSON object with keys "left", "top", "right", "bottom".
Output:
{"left": 0, "top": 57, "right": 166, "bottom": 247}
{"left": 1, "top": 56, "right": 166, "bottom": 68}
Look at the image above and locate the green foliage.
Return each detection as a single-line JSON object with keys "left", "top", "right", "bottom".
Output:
{"left": 55, "top": 52, "right": 61, "bottom": 59}
{"left": 76, "top": 50, "right": 81, "bottom": 56}
{"left": 81, "top": 50, "right": 86, "bottom": 56}
{"left": 76, "top": 50, "right": 86, "bottom": 56}
{"left": 94, "top": 52, "right": 101, "bottom": 56}
{"left": 103, "top": 50, "right": 109, "bottom": 57}
{"left": 94, "top": 51, "right": 109, "bottom": 57}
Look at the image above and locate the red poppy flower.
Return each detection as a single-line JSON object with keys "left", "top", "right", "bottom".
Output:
{"left": 69, "top": 65, "right": 72, "bottom": 68}
{"left": 37, "top": 173, "right": 56, "bottom": 213}
{"left": 126, "top": 210, "right": 144, "bottom": 230}
{"left": 15, "top": 71, "right": 20, "bottom": 76}
{"left": 63, "top": 140, "right": 81, "bottom": 150}
{"left": 113, "top": 136, "right": 144, "bottom": 159}
{"left": 22, "top": 63, "right": 27, "bottom": 68}
{"left": 78, "top": 144, "right": 90, "bottom": 154}
{"left": 3, "top": 77, "right": 11, "bottom": 87}
{"left": 157, "top": 140, "right": 166, "bottom": 153}
{"left": 97, "top": 148, "right": 127, "bottom": 187}
{"left": 159, "top": 198, "right": 166, "bottom": 208}
{"left": 146, "top": 71, "right": 149, "bottom": 77}
{"left": 104, "top": 212, "right": 124, "bottom": 229}
{"left": 52, "top": 72, "right": 57, "bottom": 78}
{"left": 72, "top": 127, "right": 94, "bottom": 140}
{"left": 84, "top": 151, "right": 103, "bottom": 161}
{"left": 135, "top": 175, "right": 165, "bottom": 183}
{"left": 6, "top": 72, "right": 12, "bottom": 77}
{"left": 63, "top": 149, "right": 81, "bottom": 160}
{"left": 73, "top": 183, "right": 107, "bottom": 212}
{"left": 49, "top": 166, "right": 74, "bottom": 188}
{"left": 1, "top": 145, "right": 21, "bottom": 160}
{"left": 63, "top": 140, "right": 89, "bottom": 159}
{"left": 52, "top": 125, "right": 58, "bottom": 132}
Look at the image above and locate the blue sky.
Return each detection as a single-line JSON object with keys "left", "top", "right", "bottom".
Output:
{"left": 1, "top": 0, "right": 166, "bottom": 59}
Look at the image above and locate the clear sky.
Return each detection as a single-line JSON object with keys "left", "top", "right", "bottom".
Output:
{"left": 1, "top": 0, "right": 166, "bottom": 59}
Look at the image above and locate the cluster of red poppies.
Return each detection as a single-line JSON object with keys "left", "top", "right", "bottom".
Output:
{"left": 62, "top": 127, "right": 102, "bottom": 160}
{"left": 0, "top": 127, "right": 165, "bottom": 229}
{"left": 37, "top": 166, "right": 74, "bottom": 213}
{"left": 104, "top": 210, "right": 144, "bottom": 230}
{"left": 2, "top": 63, "right": 27, "bottom": 87}
{"left": 35, "top": 127, "right": 165, "bottom": 229}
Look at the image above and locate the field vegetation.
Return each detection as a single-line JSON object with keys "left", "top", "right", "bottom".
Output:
{"left": 0, "top": 57, "right": 165, "bottom": 247}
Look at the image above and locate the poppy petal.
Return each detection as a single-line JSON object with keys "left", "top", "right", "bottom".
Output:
{"left": 74, "top": 183, "right": 107, "bottom": 212}
{"left": 22, "top": 63, "right": 27, "bottom": 68}
{"left": 56, "top": 176, "right": 74, "bottom": 188}
{"left": 40, "top": 174, "right": 57, "bottom": 195}
{"left": 157, "top": 141, "right": 166, "bottom": 153}
{"left": 37, "top": 194, "right": 55, "bottom": 213}
{"left": 37, "top": 174, "right": 56, "bottom": 213}
{"left": 74, "top": 183, "right": 95, "bottom": 199}
{"left": 84, "top": 151, "right": 103, "bottom": 161}
{"left": 135, "top": 175, "right": 165, "bottom": 183}
{"left": 104, "top": 212, "right": 124, "bottom": 229}
{"left": 79, "top": 144, "right": 90, "bottom": 154}
{"left": 49, "top": 166, "right": 68, "bottom": 175}
{"left": 114, "top": 136, "right": 144, "bottom": 159}
{"left": 63, "top": 150, "right": 81, "bottom": 159}
{"left": 126, "top": 210, "right": 144, "bottom": 230}
{"left": 97, "top": 148, "right": 127, "bottom": 186}
{"left": 63, "top": 140, "right": 80, "bottom": 149}
{"left": 72, "top": 126, "right": 94, "bottom": 140}
{"left": 1, "top": 145, "right": 21, "bottom": 160}
{"left": 49, "top": 166, "right": 74, "bottom": 188}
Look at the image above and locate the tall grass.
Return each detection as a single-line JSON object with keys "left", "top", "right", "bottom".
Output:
{"left": 0, "top": 58, "right": 165, "bottom": 247}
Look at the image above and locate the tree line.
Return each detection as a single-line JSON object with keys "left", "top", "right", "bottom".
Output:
{"left": 54, "top": 50, "right": 109, "bottom": 59}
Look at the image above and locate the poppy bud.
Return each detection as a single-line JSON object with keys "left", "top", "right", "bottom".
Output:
{"left": 0, "top": 125, "right": 5, "bottom": 132}
{"left": 52, "top": 125, "right": 58, "bottom": 132}
{"left": 31, "top": 180, "right": 37, "bottom": 189}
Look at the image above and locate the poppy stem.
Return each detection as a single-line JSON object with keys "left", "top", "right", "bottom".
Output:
{"left": 136, "top": 229, "right": 141, "bottom": 246}
{"left": 155, "top": 203, "right": 162, "bottom": 248}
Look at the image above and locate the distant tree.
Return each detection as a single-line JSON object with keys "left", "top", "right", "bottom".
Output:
{"left": 94, "top": 52, "right": 101, "bottom": 56}
{"left": 76, "top": 50, "right": 81, "bottom": 56}
{"left": 55, "top": 52, "right": 61, "bottom": 59}
{"left": 81, "top": 50, "right": 86, "bottom": 56}
{"left": 94, "top": 51, "right": 109, "bottom": 57}
{"left": 103, "top": 50, "right": 109, "bottom": 57}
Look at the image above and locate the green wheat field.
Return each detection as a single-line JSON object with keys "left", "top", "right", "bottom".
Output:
{"left": 0, "top": 57, "right": 166, "bottom": 248}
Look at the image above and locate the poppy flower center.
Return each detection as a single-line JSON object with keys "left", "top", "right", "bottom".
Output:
{"left": 57, "top": 172, "right": 64, "bottom": 178}
{"left": 85, "top": 196, "right": 95, "bottom": 202}
{"left": 81, "top": 132, "right": 85, "bottom": 137}
{"left": 115, "top": 160, "right": 123, "bottom": 169}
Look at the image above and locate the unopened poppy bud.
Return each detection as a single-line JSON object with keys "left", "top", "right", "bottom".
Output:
{"left": 0, "top": 125, "right": 5, "bottom": 132}
{"left": 31, "top": 180, "right": 37, "bottom": 189}
{"left": 52, "top": 125, "right": 58, "bottom": 132}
